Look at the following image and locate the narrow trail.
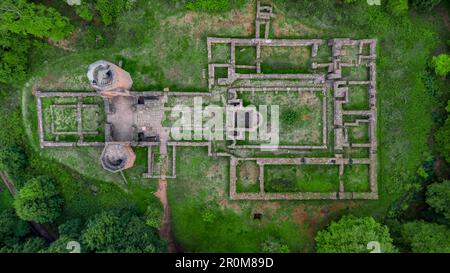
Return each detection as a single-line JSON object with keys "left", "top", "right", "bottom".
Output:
{"left": 153, "top": 125, "right": 181, "bottom": 253}
{"left": 154, "top": 178, "right": 180, "bottom": 253}
{"left": 0, "top": 171, "right": 16, "bottom": 196}
{"left": 0, "top": 171, "right": 58, "bottom": 242}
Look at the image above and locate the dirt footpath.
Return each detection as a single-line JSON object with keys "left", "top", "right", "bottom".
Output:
{"left": 154, "top": 178, "right": 181, "bottom": 253}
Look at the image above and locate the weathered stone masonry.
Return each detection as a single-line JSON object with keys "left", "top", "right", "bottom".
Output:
{"left": 36, "top": 2, "right": 378, "bottom": 200}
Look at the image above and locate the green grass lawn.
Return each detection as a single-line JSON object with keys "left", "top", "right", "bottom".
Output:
{"left": 53, "top": 106, "right": 78, "bottom": 133}
{"left": 343, "top": 85, "right": 369, "bottom": 110}
{"left": 341, "top": 45, "right": 359, "bottom": 64}
{"left": 342, "top": 66, "right": 369, "bottom": 81}
{"left": 169, "top": 147, "right": 312, "bottom": 252}
{"left": 81, "top": 106, "right": 101, "bottom": 132}
{"left": 27, "top": 146, "right": 160, "bottom": 223}
{"left": 343, "top": 165, "right": 370, "bottom": 192}
{"left": 348, "top": 123, "right": 370, "bottom": 143}
{"left": 261, "top": 46, "right": 313, "bottom": 74}
{"left": 238, "top": 91, "right": 323, "bottom": 145}
{"left": 265, "top": 165, "right": 340, "bottom": 192}
{"left": 236, "top": 46, "right": 256, "bottom": 66}
{"left": 211, "top": 43, "right": 231, "bottom": 63}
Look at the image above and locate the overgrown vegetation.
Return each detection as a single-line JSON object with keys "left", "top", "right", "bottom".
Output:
{"left": 185, "top": 0, "right": 246, "bottom": 13}
{"left": 14, "top": 176, "right": 63, "bottom": 223}
{"left": 0, "top": 0, "right": 72, "bottom": 85}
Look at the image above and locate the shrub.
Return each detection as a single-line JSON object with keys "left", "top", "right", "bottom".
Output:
{"left": 261, "top": 237, "right": 290, "bottom": 253}
{"left": 74, "top": 1, "right": 94, "bottom": 21}
{"left": 432, "top": 54, "right": 450, "bottom": 77}
{"left": 94, "top": 0, "right": 135, "bottom": 25}
{"left": 281, "top": 109, "right": 298, "bottom": 126}
{"left": 145, "top": 206, "right": 163, "bottom": 229}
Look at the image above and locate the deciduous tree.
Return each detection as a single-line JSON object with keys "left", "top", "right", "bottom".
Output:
{"left": 14, "top": 176, "right": 63, "bottom": 223}
{"left": 81, "top": 209, "right": 166, "bottom": 253}
{"left": 0, "top": 0, "right": 73, "bottom": 40}
{"left": 432, "top": 54, "right": 450, "bottom": 77}
{"left": 402, "top": 221, "right": 450, "bottom": 253}
{"left": 426, "top": 180, "right": 450, "bottom": 220}
{"left": 315, "top": 215, "right": 396, "bottom": 253}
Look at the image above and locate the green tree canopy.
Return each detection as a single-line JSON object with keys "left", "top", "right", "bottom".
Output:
{"left": 0, "top": 209, "right": 29, "bottom": 244}
{"left": 426, "top": 180, "right": 450, "bottom": 220}
{"left": 44, "top": 236, "right": 76, "bottom": 253}
{"left": 402, "top": 221, "right": 450, "bottom": 253}
{"left": 0, "top": 144, "right": 28, "bottom": 179}
{"left": 81, "top": 210, "right": 123, "bottom": 252}
{"left": 432, "top": 54, "right": 450, "bottom": 77}
{"left": 81, "top": 209, "right": 167, "bottom": 253}
{"left": 435, "top": 101, "right": 450, "bottom": 162}
{"left": 44, "top": 219, "right": 83, "bottom": 253}
{"left": 0, "top": 0, "right": 74, "bottom": 84}
{"left": 58, "top": 219, "right": 82, "bottom": 239}
{"left": 63, "top": 0, "right": 135, "bottom": 24}
{"left": 69, "top": 0, "right": 94, "bottom": 21}
{"left": 20, "top": 237, "right": 47, "bottom": 253}
{"left": 0, "top": 0, "right": 73, "bottom": 41}
{"left": 14, "top": 176, "right": 63, "bottom": 223}
{"left": 121, "top": 215, "right": 166, "bottom": 253}
{"left": 411, "top": 0, "right": 442, "bottom": 11}
{"left": 315, "top": 215, "right": 396, "bottom": 253}
{"left": 0, "top": 33, "right": 30, "bottom": 84}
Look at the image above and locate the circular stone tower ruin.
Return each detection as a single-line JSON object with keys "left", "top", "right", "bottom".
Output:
{"left": 88, "top": 60, "right": 136, "bottom": 173}
{"left": 87, "top": 60, "right": 133, "bottom": 97}
{"left": 100, "top": 143, "right": 136, "bottom": 173}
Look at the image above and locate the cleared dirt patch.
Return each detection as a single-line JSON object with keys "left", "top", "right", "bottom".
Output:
{"left": 236, "top": 160, "right": 260, "bottom": 192}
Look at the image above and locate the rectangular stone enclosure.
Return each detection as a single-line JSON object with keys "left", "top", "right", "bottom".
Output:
{"left": 36, "top": 2, "right": 377, "bottom": 200}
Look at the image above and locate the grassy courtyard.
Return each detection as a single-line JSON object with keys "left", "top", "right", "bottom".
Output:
{"left": 236, "top": 160, "right": 260, "bottom": 193}
{"left": 238, "top": 91, "right": 324, "bottom": 146}
{"left": 261, "top": 46, "right": 313, "bottom": 74}
{"left": 265, "top": 165, "right": 340, "bottom": 193}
